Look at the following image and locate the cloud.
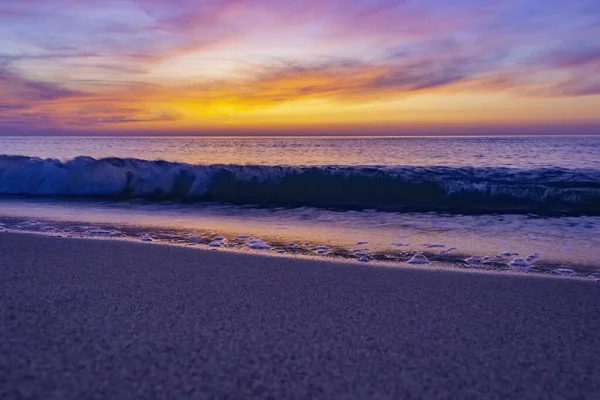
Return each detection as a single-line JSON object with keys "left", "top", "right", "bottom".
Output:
{"left": 1, "top": 0, "right": 600, "bottom": 132}
{"left": 0, "top": 67, "right": 85, "bottom": 101}
{"left": 538, "top": 45, "right": 600, "bottom": 69}
{"left": 89, "top": 110, "right": 182, "bottom": 124}
{"left": 0, "top": 102, "right": 27, "bottom": 110}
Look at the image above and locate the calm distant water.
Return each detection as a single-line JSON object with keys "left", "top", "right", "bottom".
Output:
{"left": 1, "top": 136, "right": 599, "bottom": 275}
{"left": 1, "top": 136, "right": 600, "bottom": 168}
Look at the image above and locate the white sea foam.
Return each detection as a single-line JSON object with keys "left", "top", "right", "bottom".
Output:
{"left": 408, "top": 254, "right": 430, "bottom": 264}
{"left": 465, "top": 256, "right": 483, "bottom": 265}
{"left": 509, "top": 258, "right": 531, "bottom": 267}
{"left": 554, "top": 268, "right": 575, "bottom": 275}
{"left": 440, "top": 247, "right": 456, "bottom": 254}
{"left": 87, "top": 228, "right": 117, "bottom": 236}
{"left": 208, "top": 236, "right": 228, "bottom": 247}
{"left": 313, "top": 245, "right": 329, "bottom": 251}
{"left": 247, "top": 238, "right": 271, "bottom": 250}
{"left": 17, "top": 220, "right": 39, "bottom": 227}
{"left": 313, "top": 245, "right": 329, "bottom": 254}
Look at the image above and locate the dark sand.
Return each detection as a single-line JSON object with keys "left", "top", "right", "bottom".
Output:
{"left": 1, "top": 233, "right": 599, "bottom": 399}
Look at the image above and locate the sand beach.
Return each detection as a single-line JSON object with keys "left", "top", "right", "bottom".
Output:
{"left": 1, "top": 232, "right": 599, "bottom": 399}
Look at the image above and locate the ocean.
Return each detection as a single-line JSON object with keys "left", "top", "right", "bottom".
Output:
{"left": 1, "top": 136, "right": 599, "bottom": 275}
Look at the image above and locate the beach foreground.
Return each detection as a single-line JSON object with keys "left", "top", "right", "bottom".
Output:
{"left": 1, "top": 233, "right": 599, "bottom": 399}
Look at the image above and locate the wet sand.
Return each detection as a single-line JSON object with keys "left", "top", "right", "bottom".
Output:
{"left": 1, "top": 232, "right": 599, "bottom": 399}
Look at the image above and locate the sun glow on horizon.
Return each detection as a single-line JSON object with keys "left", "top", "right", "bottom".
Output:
{"left": 1, "top": 0, "right": 599, "bottom": 135}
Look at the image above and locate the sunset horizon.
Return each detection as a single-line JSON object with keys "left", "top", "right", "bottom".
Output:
{"left": 2, "top": 0, "right": 600, "bottom": 135}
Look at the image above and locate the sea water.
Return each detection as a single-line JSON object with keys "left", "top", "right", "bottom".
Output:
{"left": 1, "top": 136, "right": 599, "bottom": 275}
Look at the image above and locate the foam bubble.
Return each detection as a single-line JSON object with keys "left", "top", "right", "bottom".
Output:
{"left": 208, "top": 241, "right": 224, "bottom": 248}
{"left": 408, "top": 254, "right": 430, "bottom": 264}
{"left": 440, "top": 247, "right": 456, "bottom": 254}
{"left": 498, "top": 251, "right": 519, "bottom": 258}
{"left": 87, "top": 228, "right": 117, "bottom": 236}
{"left": 287, "top": 242, "right": 299, "bottom": 248}
{"left": 276, "top": 249, "right": 286, "bottom": 254}
{"left": 312, "top": 245, "right": 329, "bottom": 251}
{"left": 509, "top": 258, "right": 531, "bottom": 267}
{"left": 235, "top": 235, "right": 251, "bottom": 240}
{"left": 553, "top": 268, "right": 575, "bottom": 275}
{"left": 247, "top": 239, "right": 271, "bottom": 250}
{"left": 358, "top": 256, "right": 370, "bottom": 263}
{"left": 423, "top": 243, "right": 445, "bottom": 248}
{"left": 465, "top": 256, "right": 483, "bottom": 265}
{"left": 213, "top": 235, "right": 225, "bottom": 241}
{"left": 18, "top": 220, "right": 39, "bottom": 226}
{"left": 391, "top": 242, "right": 410, "bottom": 247}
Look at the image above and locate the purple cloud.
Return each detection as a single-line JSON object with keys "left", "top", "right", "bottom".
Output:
{"left": 1, "top": 0, "right": 600, "bottom": 132}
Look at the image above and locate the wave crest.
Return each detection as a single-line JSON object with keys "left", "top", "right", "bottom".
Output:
{"left": 1, "top": 155, "right": 599, "bottom": 215}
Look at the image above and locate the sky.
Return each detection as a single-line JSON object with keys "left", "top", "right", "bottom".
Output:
{"left": 1, "top": 0, "right": 599, "bottom": 135}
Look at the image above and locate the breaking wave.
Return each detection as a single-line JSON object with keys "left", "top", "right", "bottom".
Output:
{"left": 1, "top": 155, "right": 600, "bottom": 216}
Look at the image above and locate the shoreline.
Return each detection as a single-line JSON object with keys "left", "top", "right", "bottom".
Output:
{"left": 2, "top": 231, "right": 600, "bottom": 399}
{"left": 2, "top": 228, "right": 596, "bottom": 281}
{"left": 2, "top": 198, "right": 600, "bottom": 276}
